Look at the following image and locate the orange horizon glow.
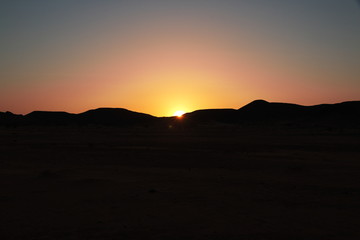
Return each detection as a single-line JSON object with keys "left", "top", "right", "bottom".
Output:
{"left": 173, "top": 110, "right": 186, "bottom": 118}
{"left": 1, "top": 2, "right": 359, "bottom": 116}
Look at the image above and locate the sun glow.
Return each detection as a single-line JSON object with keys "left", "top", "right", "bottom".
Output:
{"left": 174, "top": 110, "right": 185, "bottom": 118}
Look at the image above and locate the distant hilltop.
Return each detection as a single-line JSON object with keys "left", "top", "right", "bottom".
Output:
{"left": 1, "top": 100, "right": 360, "bottom": 129}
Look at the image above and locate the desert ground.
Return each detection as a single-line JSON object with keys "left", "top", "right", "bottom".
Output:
{"left": 0, "top": 125, "right": 359, "bottom": 239}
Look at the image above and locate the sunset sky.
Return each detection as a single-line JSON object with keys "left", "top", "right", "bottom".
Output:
{"left": 1, "top": 0, "right": 359, "bottom": 116}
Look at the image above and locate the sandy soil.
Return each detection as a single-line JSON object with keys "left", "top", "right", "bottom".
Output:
{"left": 0, "top": 126, "right": 359, "bottom": 239}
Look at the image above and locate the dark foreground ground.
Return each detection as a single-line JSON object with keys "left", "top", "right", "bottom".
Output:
{"left": 0, "top": 125, "right": 359, "bottom": 240}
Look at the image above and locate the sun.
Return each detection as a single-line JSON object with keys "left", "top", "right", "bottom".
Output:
{"left": 174, "top": 110, "right": 185, "bottom": 118}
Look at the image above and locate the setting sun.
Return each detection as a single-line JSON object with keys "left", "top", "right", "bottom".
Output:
{"left": 174, "top": 110, "right": 185, "bottom": 118}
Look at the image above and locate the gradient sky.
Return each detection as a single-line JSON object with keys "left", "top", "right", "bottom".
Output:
{"left": 1, "top": 0, "right": 359, "bottom": 116}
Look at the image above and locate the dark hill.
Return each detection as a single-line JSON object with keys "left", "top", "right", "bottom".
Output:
{"left": 307, "top": 101, "right": 360, "bottom": 116}
{"left": 0, "top": 111, "right": 22, "bottom": 126}
{"left": 1, "top": 100, "right": 359, "bottom": 128}
{"left": 237, "top": 99, "right": 306, "bottom": 122}
{"left": 237, "top": 100, "right": 360, "bottom": 126}
{"left": 179, "top": 100, "right": 360, "bottom": 127}
{"left": 305, "top": 101, "right": 360, "bottom": 125}
{"left": 77, "top": 108, "right": 156, "bottom": 126}
{"left": 24, "top": 111, "right": 75, "bottom": 125}
{"left": 183, "top": 109, "right": 238, "bottom": 124}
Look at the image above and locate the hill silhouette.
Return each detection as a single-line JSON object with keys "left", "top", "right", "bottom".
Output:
{"left": 183, "top": 109, "right": 238, "bottom": 124}
{"left": 77, "top": 108, "right": 156, "bottom": 126}
{"left": 0, "top": 111, "right": 23, "bottom": 126}
{"left": 25, "top": 111, "right": 75, "bottom": 125}
{"left": 1, "top": 100, "right": 359, "bottom": 128}
{"left": 237, "top": 100, "right": 309, "bottom": 123}
{"left": 236, "top": 100, "right": 360, "bottom": 126}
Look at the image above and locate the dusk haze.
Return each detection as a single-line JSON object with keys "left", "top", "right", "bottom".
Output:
{"left": 1, "top": 0, "right": 359, "bottom": 116}
{"left": 1, "top": 2, "right": 360, "bottom": 239}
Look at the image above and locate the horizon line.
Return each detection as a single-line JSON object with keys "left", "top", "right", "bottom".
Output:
{"left": 2, "top": 99, "right": 360, "bottom": 118}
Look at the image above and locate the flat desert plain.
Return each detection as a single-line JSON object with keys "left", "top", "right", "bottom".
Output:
{"left": 0, "top": 125, "right": 359, "bottom": 239}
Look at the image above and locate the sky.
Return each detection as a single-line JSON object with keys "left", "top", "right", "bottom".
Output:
{"left": 1, "top": 0, "right": 359, "bottom": 116}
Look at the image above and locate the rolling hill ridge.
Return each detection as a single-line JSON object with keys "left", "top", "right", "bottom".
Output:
{"left": 1, "top": 100, "right": 359, "bottom": 128}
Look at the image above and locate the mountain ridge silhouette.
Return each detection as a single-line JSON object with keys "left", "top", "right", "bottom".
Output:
{"left": 1, "top": 100, "right": 359, "bottom": 127}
